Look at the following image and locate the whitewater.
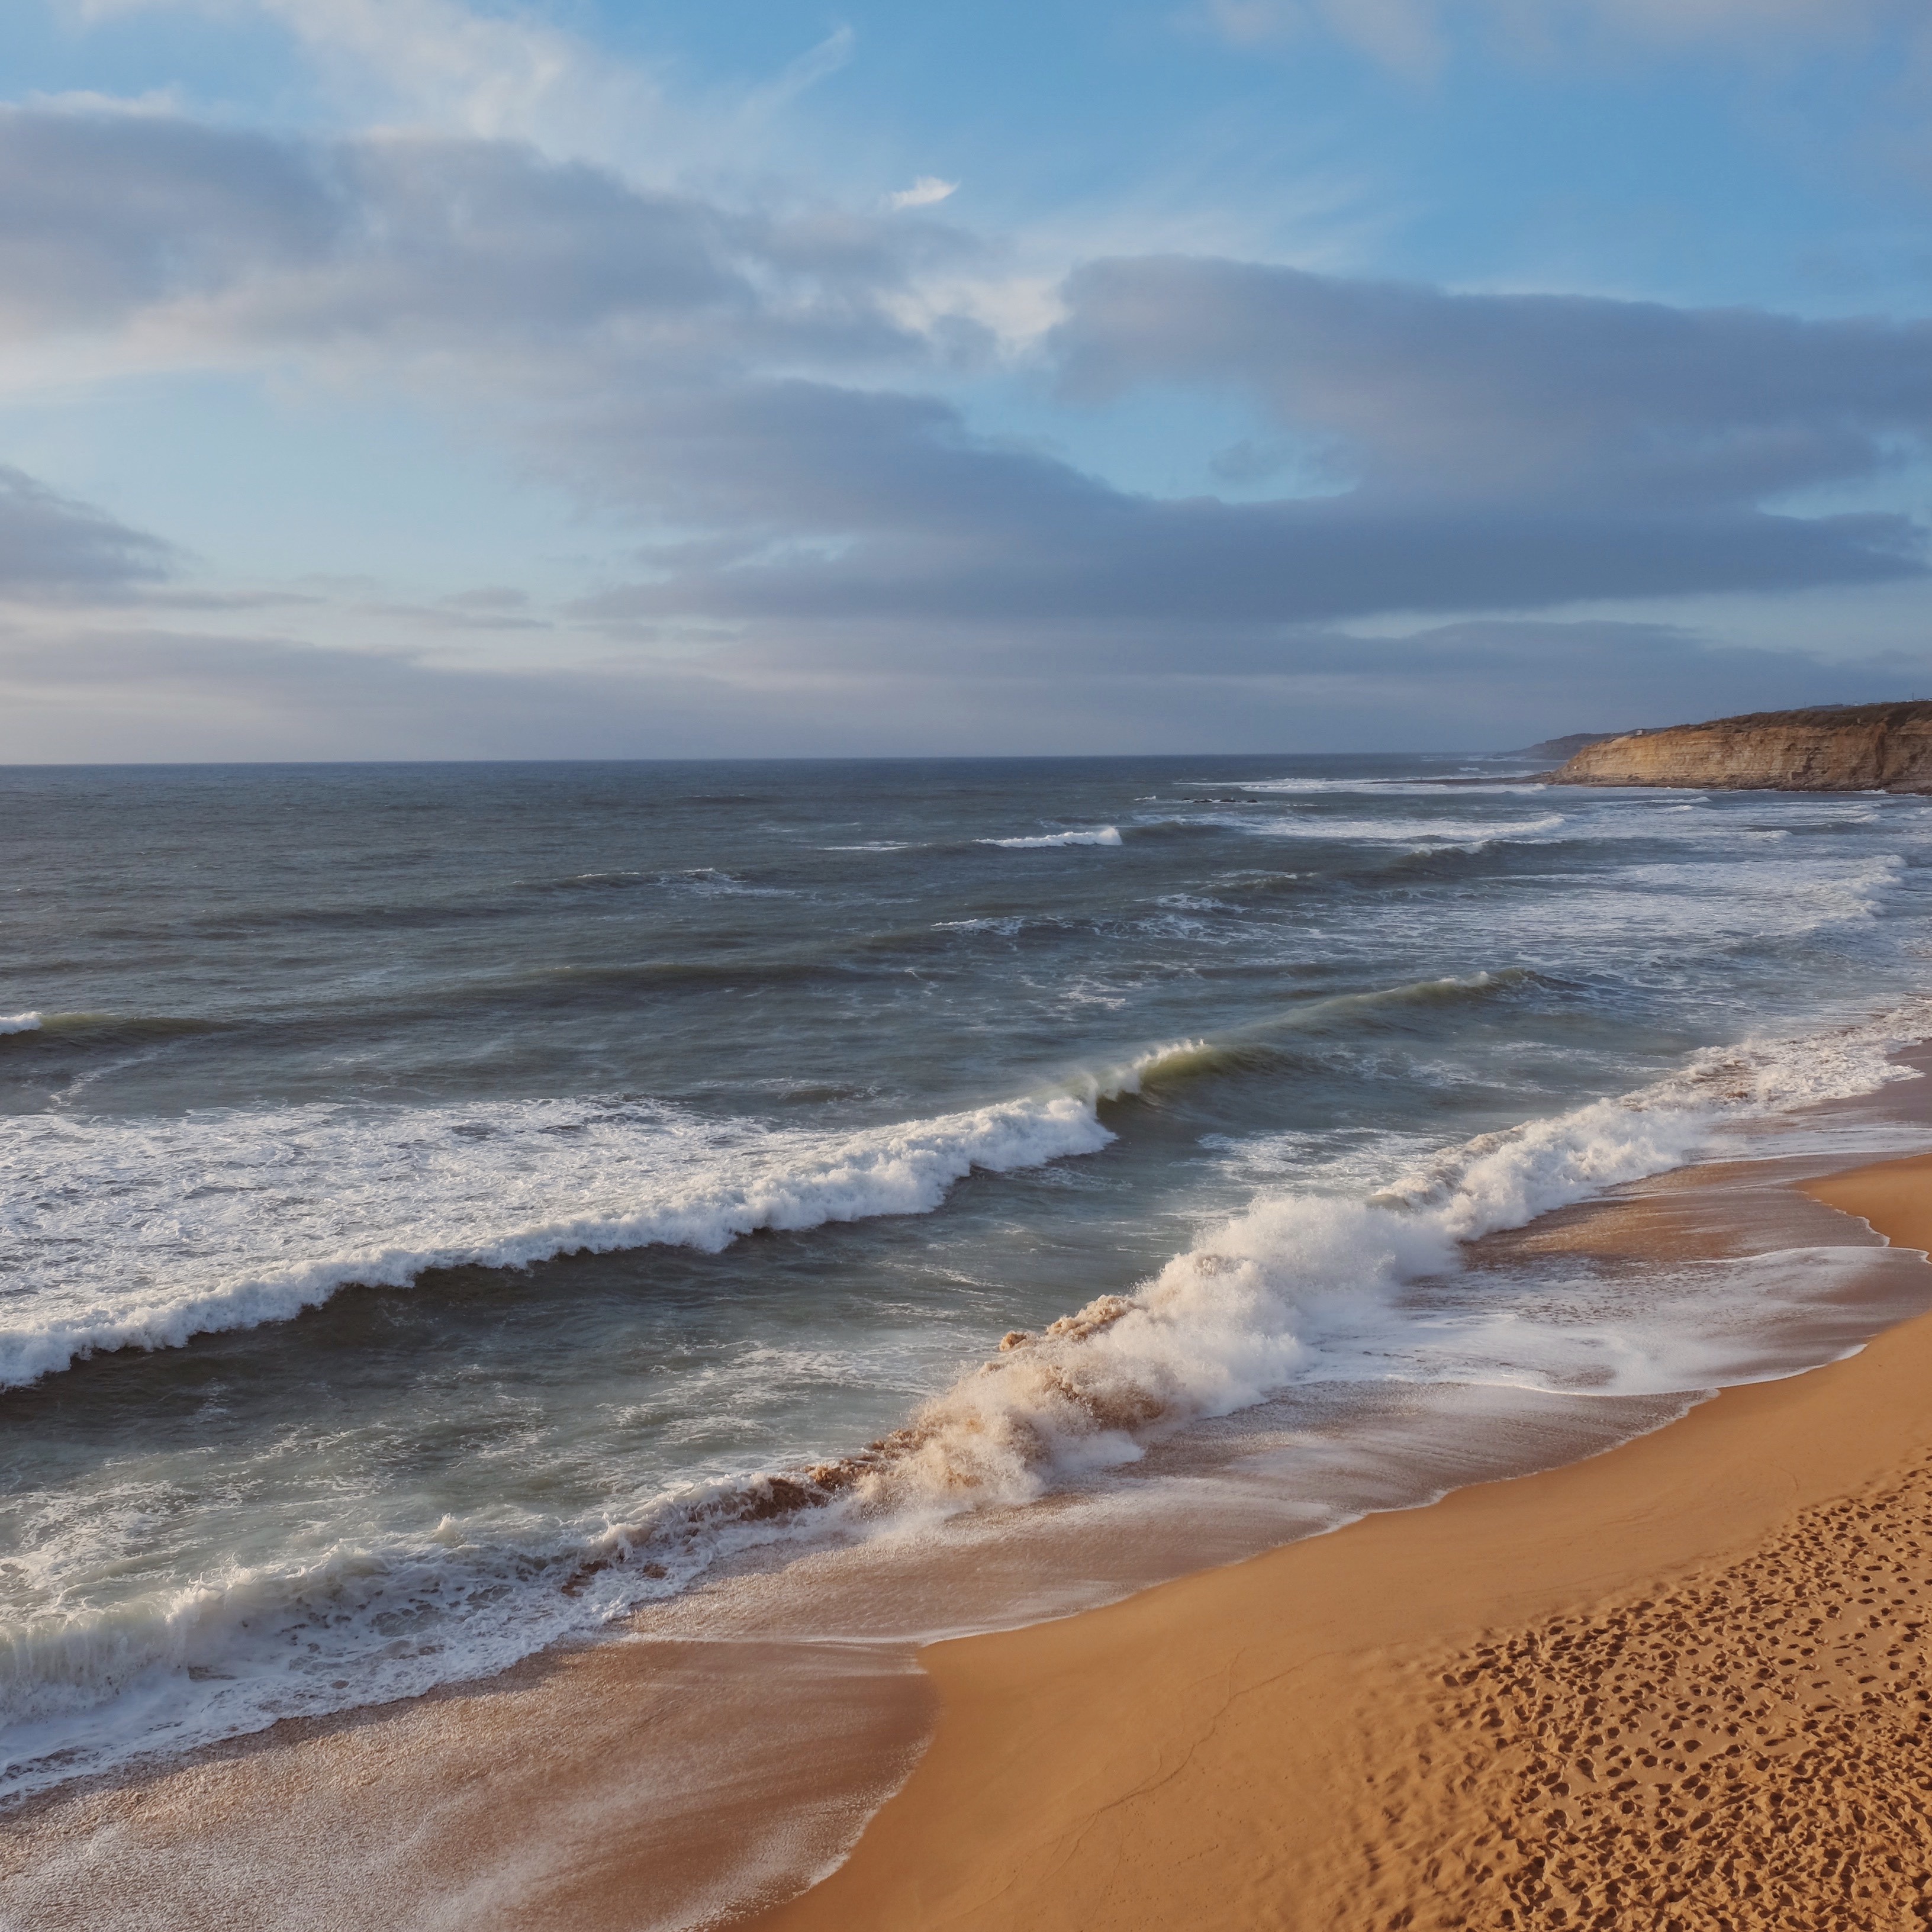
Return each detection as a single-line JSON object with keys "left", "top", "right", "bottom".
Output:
{"left": 5, "top": 755, "right": 1932, "bottom": 1804}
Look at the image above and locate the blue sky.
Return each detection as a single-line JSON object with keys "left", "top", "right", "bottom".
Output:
{"left": 2, "top": 0, "right": 1930, "bottom": 756}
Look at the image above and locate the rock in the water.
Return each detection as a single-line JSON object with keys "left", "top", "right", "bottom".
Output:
{"left": 1548, "top": 702, "right": 1932, "bottom": 794}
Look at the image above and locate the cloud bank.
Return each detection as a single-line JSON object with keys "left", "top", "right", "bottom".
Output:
{"left": 0, "top": 71, "right": 1927, "bottom": 756}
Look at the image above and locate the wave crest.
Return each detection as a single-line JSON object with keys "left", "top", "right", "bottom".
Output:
{"left": 614, "top": 1004, "right": 1925, "bottom": 1534}
{"left": 0, "top": 1092, "right": 1115, "bottom": 1389}
{"left": 979, "top": 826, "right": 1123, "bottom": 849}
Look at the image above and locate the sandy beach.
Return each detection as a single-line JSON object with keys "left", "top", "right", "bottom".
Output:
{"left": 5, "top": 1149, "right": 1931, "bottom": 1931}
{"left": 757, "top": 1152, "right": 1932, "bottom": 1931}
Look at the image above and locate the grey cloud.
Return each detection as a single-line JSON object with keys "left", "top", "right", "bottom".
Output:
{"left": 0, "top": 623, "right": 713, "bottom": 760}
{"left": 0, "top": 466, "right": 176, "bottom": 597}
{"left": 0, "top": 104, "right": 952, "bottom": 365}
{"left": 1052, "top": 258, "right": 1932, "bottom": 507}
{"left": 1, "top": 611, "right": 1914, "bottom": 761}
{"left": 0, "top": 109, "right": 337, "bottom": 332}
{"left": 565, "top": 374, "right": 1923, "bottom": 631}
{"left": 559, "top": 260, "right": 1932, "bottom": 629}
{"left": 7, "top": 99, "right": 1931, "bottom": 658}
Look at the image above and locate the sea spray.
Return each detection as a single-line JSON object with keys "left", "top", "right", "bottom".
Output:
{"left": 979, "top": 826, "right": 1124, "bottom": 848}
{"left": 595, "top": 1002, "right": 1928, "bottom": 1531}
{"left": 0, "top": 1016, "right": 1453, "bottom": 1390}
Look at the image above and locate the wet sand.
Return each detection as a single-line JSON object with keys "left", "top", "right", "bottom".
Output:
{"left": 755, "top": 1152, "right": 1932, "bottom": 1931}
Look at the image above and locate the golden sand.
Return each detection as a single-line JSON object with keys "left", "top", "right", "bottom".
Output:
{"left": 6, "top": 1157, "right": 1930, "bottom": 1931}
{"left": 758, "top": 1155, "right": 1932, "bottom": 1931}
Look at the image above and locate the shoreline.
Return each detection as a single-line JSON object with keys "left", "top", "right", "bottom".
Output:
{"left": 753, "top": 1152, "right": 1932, "bottom": 1930}
{"left": 6, "top": 1147, "right": 1932, "bottom": 1929}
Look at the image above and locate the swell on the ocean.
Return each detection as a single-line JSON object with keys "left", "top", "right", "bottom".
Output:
{"left": 978, "top": 826, "right": 1124, "bottom": 848}
{"left": 0, "top": 974, "right": 1564, "bottom": 1392}
{"left": 5, "top": 978, "right": 1920, "bottom": 1395}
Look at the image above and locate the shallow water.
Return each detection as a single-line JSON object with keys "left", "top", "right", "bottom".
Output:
{"left": 6, "top": 754, "right": 1932, "bottom": 1800}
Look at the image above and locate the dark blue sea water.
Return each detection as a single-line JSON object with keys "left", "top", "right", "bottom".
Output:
{"left": 5, "top": 755, "right": 1932, "bottom": 1797}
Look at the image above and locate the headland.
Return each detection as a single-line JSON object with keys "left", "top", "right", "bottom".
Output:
{"left": 1547, "top": 701, "right": 1932, "bottom": 793}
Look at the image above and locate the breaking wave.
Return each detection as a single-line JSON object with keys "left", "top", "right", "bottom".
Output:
{"left": 0, "top": 1090, "right": 1118, "bottom": 1389}
{"left": 980, "top": 826, "right": 1123, "bottom": 849}
{"left": 0, "top": 1013, "right": 41, "bottom": 1035}
{"left": 1239, "top": 812, "right": 1567, "bottom": 843}
{"left": 1, "top": 1004, "right": 1923, "bottom": 1802}
{"left": 676, "top": 1003, "right": 1923, "bottom": 1532}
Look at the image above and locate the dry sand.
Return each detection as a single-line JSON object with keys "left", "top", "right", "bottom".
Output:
{"left": 758, "top": 1154, "right": 1932, "bottom": 1932}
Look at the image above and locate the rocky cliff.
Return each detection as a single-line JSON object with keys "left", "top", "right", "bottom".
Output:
{"left": 1548, "top": 703, "right": 1932, "bottom": 794}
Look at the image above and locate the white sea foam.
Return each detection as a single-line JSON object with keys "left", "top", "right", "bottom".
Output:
{"left": 0, "top": 1091, "right": 1117, "bottom": 1389}
{"left": 1226, "top": 777, "right": 1554, "bottom": 797}
{"left": 0, "top": 1506, "right": 721, "bottom": 1797}
{"left": 1238, "top": 813, "right": 1567, "bottom": 843}
{"left": 980, "top": 826, "right": 1123, "bottom": 848}
{"left": 1, "top": 1006, "right": 1924, "bottom": 1803}
{"left": 0, "top": 1012, "right": 41, "bottom": 1034}
{"left": 804, "top": 1004, "right": 1928, "bottom": 1522}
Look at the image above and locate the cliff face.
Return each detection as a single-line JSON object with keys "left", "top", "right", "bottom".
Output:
{"left": 1549, "top": 703, "right": 1932, "bottom": 794}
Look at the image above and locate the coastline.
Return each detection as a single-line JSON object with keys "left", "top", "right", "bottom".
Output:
{"left": 7, "top": 1149, "right": 1932, "bottom": 1930}
{"left": 754, "top": 1152, "right": 1932, "bottom": 1931}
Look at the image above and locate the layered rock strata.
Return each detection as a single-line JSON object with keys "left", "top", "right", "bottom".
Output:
{"left": 1550, "top": 703, "right": 1932, "bottom": 794}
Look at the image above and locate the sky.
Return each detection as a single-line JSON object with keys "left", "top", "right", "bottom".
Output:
{"left": 4, "top": 0, "right": 1932, "bottom": 758}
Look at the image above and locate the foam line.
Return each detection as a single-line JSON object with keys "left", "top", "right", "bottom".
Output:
{"left": 979, "top": 826, "right": 1123, "bottom": 848}
{"left": 0, "top": 1092, "right": 1115, "bottom": 1389}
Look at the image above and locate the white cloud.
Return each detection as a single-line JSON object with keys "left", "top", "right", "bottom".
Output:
{"left": 63, "top": 0, "right": 851, "bottom": 181}
{"left": 72, "top": 0, "right": 633, "bottom": 144}
{"left": 886, "top": 176, "right": 959, "bottom": 212}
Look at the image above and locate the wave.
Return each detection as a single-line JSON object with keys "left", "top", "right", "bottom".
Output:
{"left": 1237, "top": 812, "right": 1567, "bottom": 844}
{"left": 0, "top": 1011, "right": 217, "bottom": 1045}
{"left": 2, "top": 1004, "right": 1923, "bottom": 1802}
{"left": 979, "top": 826, "right": 1123, "bottom": 849}
{"left": 1069, "top": 974, "right": 1547, "bottom": 1097}
{"left": 1225, "top": 777, "right": 1554, "bottom": 798}
{"left": 681, "top": 1002, "right": 1926, "bottom": 1530}
{"left": 0, "top": 1091, "right": 1116, "bottom": 1391}
{"left": 0, "top": 975, "right": 1548, "bottom": 1392}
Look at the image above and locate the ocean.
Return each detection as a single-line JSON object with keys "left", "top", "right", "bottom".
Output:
{"left": 6, "top": 754, "right": 1932, "bottom": 1809}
